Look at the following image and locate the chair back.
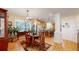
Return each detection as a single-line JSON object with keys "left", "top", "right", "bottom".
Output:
{"left": 25, "top": 32, "right": 30, "bottom": 37}
{"left": 25, "top": 32, "right": 31, "bottom": 47}
{"left": 39, "top": 32, "right": 45, "bottom": 50}
{"left": 40, "top": 32, "right": 45, "bottom": 42}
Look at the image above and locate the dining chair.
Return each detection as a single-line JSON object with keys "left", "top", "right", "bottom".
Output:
{"left": 25, "top": 32, "right": 31, "bottom": 49}
{"left": 39, "top": 32, "right": 45, "bottom": 50}
{"left": 32, "top": 32, "right": 45, "bottom": 50}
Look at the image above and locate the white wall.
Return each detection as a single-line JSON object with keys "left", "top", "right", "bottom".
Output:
{"left": 61, "top": 17, "right": 77, "bottom": 43}
{"left": 75, "top": 15, "right": 79, "bottom": 43}
{"left": 53, "top": 13, "right": 79, "bottom": 44}
{"left": 76, "top": 15, "right": 79, "bottom": 30}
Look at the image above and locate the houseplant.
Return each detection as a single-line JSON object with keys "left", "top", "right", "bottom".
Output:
{"left": 8, "top": 26, "right": 19, "bottom": 42}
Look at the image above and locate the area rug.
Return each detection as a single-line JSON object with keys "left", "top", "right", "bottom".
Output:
{"left": 21, "top": 42, "right": 52, "bottom": 51}
{"left": 21, "top": 41, "right": 52, "bottom": 51}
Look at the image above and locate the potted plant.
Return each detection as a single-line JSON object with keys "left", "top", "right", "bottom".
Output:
{"left": 8, "top": 26, "right": 19, "bottom": 42}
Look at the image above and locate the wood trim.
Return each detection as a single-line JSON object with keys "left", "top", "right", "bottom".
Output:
{"left": 0, "top": 8, "right": 8, "bottom": 39}
{"left": 0, "top": 8, "right": 8, "bottom": 51}
{"left": 0, "top": 8, "right": 7, "bottom": 12}
{"left": 77, "top": 43, "right": 79, "bottom": 51}
{"left": 5, "top": 10, "right": 8, "bottom": 39}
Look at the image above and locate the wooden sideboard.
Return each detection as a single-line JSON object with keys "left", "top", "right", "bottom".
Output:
{"left": 17, "top": 31, "right": 26, "bottom": 38}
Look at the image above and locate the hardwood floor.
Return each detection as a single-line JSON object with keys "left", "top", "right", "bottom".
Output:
{"left": 8, "top": 36, "right": 77, "bottom": 51}
{"left": 8, "top": 41, "right": 24, "bottom": 51}
{"left": 63, "top": 40, "right": 77, "bottom": 51}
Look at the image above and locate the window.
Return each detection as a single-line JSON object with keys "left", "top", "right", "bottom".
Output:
{"left": 15, "top": 19, "right": 33, "bottom": 32}
{"left": 15, "top": 19, "right": 31, "bottom": 32}
{"left": 0, "top": 18, "right": 4, "bottom": 37}
{"left": 46, "top": 22, "right": 53, "bottom": 31}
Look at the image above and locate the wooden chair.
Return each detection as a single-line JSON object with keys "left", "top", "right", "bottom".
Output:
{"left": 32, "top": 32, "right": 45, "bottom": 50}
{"left": 39, "top": 32, "right": 45, "bottom": 50}
{"left": 25, "top": 32, "right": 31, "bottom": 49}
{"left": 32, "top": 35, "right": 39, "bottom": 47}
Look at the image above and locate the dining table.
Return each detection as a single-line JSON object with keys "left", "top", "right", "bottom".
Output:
{"left": 29, "top": 33, "right": 40, "bottom": 47}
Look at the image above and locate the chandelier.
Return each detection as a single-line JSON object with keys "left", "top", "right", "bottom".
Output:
{"left": 25, "top": 9, "right": 31, "bottom": 20}
{"left": 24, "top": 9, "right": 32, "bottom": 31}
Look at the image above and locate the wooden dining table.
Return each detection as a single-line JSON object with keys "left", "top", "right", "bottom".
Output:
{"left": 18, "top": 32, "right": 40, "bottom": 48}
{"left": 29, "top": 34, "right": 40, "bottom": 47}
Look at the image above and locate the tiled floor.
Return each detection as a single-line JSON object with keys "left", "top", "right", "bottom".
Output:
{"left": 8, "top": 36, "right": 77, "bottom": 51}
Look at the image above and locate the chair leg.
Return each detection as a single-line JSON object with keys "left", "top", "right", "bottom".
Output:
{"left": 32, "top": 37, "right": 35, "bottom": 48}
{"left": 24, "top": 47, "right": 28, "bottom": 51}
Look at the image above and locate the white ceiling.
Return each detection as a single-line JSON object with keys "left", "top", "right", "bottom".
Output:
{"left": 6, "top": 8, "right": 79, "bottom": 22}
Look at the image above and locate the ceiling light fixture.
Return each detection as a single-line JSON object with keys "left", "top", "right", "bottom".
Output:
{"left": 25, "top": 9, "right": 32, "bottom": 20}
{"left": 24, "top": 9, "right": 32, "bottom": 31}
